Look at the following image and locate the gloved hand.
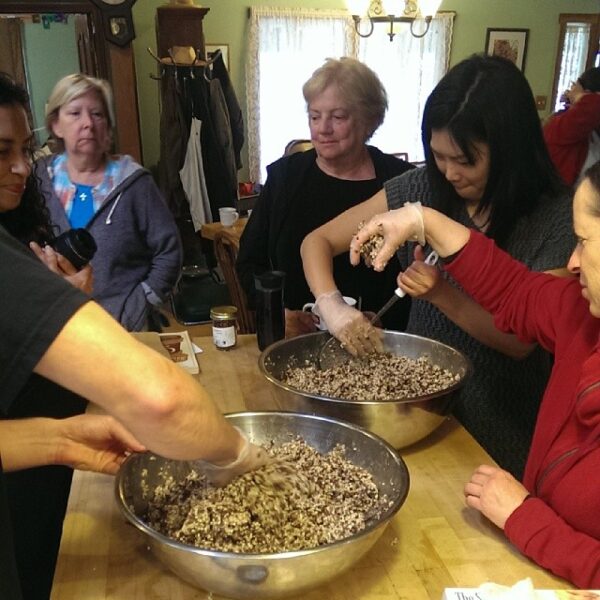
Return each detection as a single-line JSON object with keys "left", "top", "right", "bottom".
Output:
{"left": 195, "top": 427, "right": 271, "bottom": 487}
{"left": 313, "top": 290, "right": 383, "bottom": 356}
{"left": 350, "top": 202, "right": 425, "bottom": 272}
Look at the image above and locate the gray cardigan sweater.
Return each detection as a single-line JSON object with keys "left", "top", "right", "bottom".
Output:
{"left": 385, "top": 167, "right": 575, "bottom": 478}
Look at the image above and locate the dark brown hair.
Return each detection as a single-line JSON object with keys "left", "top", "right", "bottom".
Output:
{"left": 0, "top": 72, "right": 54, "bottom": 245}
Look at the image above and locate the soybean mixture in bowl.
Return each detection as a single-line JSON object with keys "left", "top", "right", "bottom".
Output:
{"left": 282, "top": 353, "right": 461, "bottom": 402}
{"left": 141, "top": 437, "right": 392, "bottom": 553}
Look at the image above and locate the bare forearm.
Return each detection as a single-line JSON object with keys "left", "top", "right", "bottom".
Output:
{"left": 302, "top": 190, "right": 387, "bottom": 297}
{"left": 301, "top": 233, "right": 338, "bottom": 297}
{"left": 430, "top": 279, "right": 535, "bottom": 359}
{"left": 0, "top": 418, "right": 60, "bottom": 471}
{"left": 34, "top": 303, "right": 242, "bottom": 463}
{"left": 422, "top": 207, "right": 471, "bottom": 258}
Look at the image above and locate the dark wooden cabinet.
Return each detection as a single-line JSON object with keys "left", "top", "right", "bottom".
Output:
{"left": 155, "top": 5, "right": 209, "bottom": 59}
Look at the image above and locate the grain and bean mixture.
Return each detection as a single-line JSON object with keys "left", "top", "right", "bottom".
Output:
{"left": 142, "top": 438, "right": 391, "bottom": 553}
{"left": 282, "top": 353, "right": 460, "bottom": 401}
{"left": 357, "top": 221, "right": 384, "bottom": 263}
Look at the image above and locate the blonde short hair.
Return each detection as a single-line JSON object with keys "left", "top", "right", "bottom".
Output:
{"left": 302, "top": 57, "right": 387, "bottom": 140}
{"left": 45, "top": 74, "right": 115, "bottom": 150}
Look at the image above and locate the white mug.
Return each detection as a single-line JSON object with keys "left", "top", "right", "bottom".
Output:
{"left": 302, "top": 296, "right": 357, "bottom": 331}
{"left": 219, "top": 207, "right": 239, "bottom": 227}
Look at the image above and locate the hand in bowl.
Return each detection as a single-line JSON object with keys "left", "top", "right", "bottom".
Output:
{"left": 314, "top": 290, "right": 382, "bottom": 356}
{"left": 195, "top": 427, "right": 271, "bottom": 487}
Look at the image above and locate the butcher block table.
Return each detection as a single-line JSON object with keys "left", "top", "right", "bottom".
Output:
{"left": 50, "top": 334, "right": 569, "bottom": 599}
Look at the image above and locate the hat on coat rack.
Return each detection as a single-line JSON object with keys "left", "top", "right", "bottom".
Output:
{"left": 147, "top": 46, "right": 207, "bottom": 67}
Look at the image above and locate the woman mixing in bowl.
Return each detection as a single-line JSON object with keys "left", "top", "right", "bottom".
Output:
{"left": 237, "top": 57, "right": 413, "bottom": 337}
{"left": 301, "top": 55, "right": 574, "bottom": 479}
{"left": 37, "top": 74, "right": 182, "bottom": 331}
{"left": 348, "top": 159, "right": 600, "bottom": 589}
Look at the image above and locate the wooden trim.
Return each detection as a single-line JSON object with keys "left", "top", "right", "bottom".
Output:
{"left": 107, "top": 43, "right": 142, "bottom": 162}
{"left": 0, "top": 0, "right": 141, "bottom": 161}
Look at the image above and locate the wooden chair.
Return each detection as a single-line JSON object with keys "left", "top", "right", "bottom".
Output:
{"left": 284, "top": 139, "right": 313, "bottom": 155}
{"left": 213, "top": 228, "right": 256, "bottom": 334}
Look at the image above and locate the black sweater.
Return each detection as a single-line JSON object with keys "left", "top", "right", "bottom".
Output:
{"left": 236, "top": 146, "right": 414, "bottom": 329}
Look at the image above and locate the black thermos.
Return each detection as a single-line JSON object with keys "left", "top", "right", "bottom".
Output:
{"left": 254, "top": 270, "right": 286, "bottom": 351}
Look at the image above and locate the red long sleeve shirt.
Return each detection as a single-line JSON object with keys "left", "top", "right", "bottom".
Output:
{"left": 446, "top": 231, "right": 600, "bottom": 587}
{"left": 543, "top": 93, "right": 600, "bottom": 186}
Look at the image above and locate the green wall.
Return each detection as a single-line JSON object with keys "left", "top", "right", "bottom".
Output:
{"left": 131, "top": 0, "right": 599, "bottom": 173}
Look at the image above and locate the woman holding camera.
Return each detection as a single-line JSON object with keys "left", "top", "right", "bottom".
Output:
{"left": 36, "top": 73, "right": 182, "bottom": 332}
{"left": 0, "top": 78, "right": 92, "bottom": 294}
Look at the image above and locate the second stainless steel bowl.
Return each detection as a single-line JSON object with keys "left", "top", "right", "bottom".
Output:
{"left": 259, "top": 331, "right": 472, "bottom": 449}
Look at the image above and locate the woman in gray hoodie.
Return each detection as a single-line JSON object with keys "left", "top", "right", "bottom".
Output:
{"left": 36, "top": 73, "right": 181, "bottom": 331}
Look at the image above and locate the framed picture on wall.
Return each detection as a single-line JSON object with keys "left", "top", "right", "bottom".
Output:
{"left": 205, "top": 43, "right": 229, "bottom": 71}
{"left": 485, "top": 28, "right": 529, "bottom": 71}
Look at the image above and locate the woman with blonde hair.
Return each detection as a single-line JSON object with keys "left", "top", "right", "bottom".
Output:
{"left": 37, "top": 73, "right": 182, "bottom": 331}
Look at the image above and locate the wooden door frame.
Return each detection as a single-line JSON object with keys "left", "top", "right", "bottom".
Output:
{"left": 0, "top": 0, "right": 142, "bottom": 162}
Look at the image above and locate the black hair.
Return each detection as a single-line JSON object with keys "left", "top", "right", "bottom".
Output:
{"left": 0, "top": 72, "right": 54, "bottom": 246}
{"left": 578, "top": 67, "right": 600, "bottom": 93}
{"left": 422, "top": 54, "right": 566, "bottom": 247}
{"left": 584, "top": 160, "right": 600, "bottom": 201}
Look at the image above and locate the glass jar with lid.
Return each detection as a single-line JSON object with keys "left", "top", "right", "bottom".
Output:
{"left": 210, "top": 305, "right": 238, "bottom": 350}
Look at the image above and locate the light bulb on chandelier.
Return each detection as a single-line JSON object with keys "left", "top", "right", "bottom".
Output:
{"left": 350, "top": 0, "right": 443, "bottom": 41}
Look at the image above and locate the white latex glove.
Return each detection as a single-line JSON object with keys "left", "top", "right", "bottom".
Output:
{"left": 313, "top": 290, "right": 383, "bottom": 356}
{"left": 194, "top": 427, "right": 271, "bottom": 487}
{"left": 350, "top": 202, "right": 425, "bottom": 272}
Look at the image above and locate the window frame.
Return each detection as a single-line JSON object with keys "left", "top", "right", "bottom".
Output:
{"left": 245, "top": 8, "right": 454, "bottom": 183}
{"left": 551, "top": 13, "right": 600, "bottom": 111}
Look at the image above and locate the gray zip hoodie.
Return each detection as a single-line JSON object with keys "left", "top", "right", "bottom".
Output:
{"left": 35, "top": 155, "right": 182, "bottom": 331}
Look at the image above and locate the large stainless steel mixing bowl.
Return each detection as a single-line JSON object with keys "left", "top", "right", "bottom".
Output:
{"left": 115, "top": 411, "right": 409, "bottom": 599}
{"left": 259, "top": 331, "right": 472, "bottom": 449}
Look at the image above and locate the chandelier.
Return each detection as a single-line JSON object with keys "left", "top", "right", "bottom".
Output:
{"left": 351, "top": 0, "right": 443, "bottom": 41}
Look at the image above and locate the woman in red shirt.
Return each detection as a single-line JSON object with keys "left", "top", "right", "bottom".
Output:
{"left": 349, "top": 160, "right": 600, "bottom": 588}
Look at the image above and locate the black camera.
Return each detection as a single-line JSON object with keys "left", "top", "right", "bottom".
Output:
{"left": 51, "top": 228, "right": 97, "bottom": 270}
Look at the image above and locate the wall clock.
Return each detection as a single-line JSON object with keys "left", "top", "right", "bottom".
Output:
{"left": 90, "top": 0, "right": 137, "bottom": 47}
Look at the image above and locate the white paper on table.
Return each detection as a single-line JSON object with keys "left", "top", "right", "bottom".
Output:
{"left": 442, "top": 579, "right": 600, "bottom": 599}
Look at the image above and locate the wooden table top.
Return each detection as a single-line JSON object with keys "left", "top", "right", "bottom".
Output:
{"left": 50, "top": 334, "right": 569, "bottom": 599}
{"left": 200, "top": 217, "right": 248, "bottom": 241}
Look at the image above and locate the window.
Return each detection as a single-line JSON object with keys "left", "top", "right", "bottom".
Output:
{"left": 551, "top": 13, "right": 600, "bottom": 113}
{"left": 358, "top": 15, "right": 454, "bottom": 163}
{"left": 246, "top": 7, "right": 454, "bottom": 183}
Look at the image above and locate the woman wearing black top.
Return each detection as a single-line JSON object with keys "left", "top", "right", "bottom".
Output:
{"left": 0, "top": 72, "right": 93, "bottom": 599}
{"left": 237, "top": 57, "right": 414, "bottom": 338}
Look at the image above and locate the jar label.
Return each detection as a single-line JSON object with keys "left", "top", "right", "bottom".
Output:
{"left": 213, "top": 325, "right": 236, "bottom": 348}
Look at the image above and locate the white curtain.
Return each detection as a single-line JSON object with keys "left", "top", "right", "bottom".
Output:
{"left": 554, "top": 23, "right": 591, "bottom": 112}
{"left": 247, "top": 7, "right": 355, "bottom": 182}
{"left": 359, "top": 13, "right": 454, "bottom": 162}
{"left": 246, "top": 7, "right": 454, "bottom": 182}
